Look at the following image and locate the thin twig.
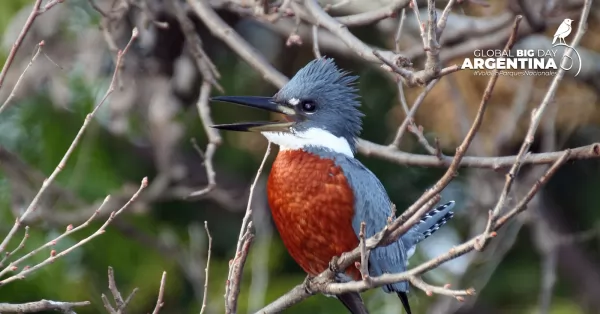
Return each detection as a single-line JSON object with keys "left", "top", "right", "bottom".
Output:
{"left": 0, "top": 28, "right": 139, "bottom": 256}
{"left": 477, "top": 0, "right": 592, "bottom": 250}
{"left": 0, "top": 227, "right": 29, "bottom": 268}
{"left": 0, "top": 300, "right": 90, "bottom": 313}
{"left": 187, "top": 0, "right": 288, "bottom": 88}
{"left": 188, "top": 81, "right": 222, "bottom": 198}
{"left": 390, "top": 79, "right": 439, "bottom": 148}
{"left": 494, "top": 75, "right": 534, "bottom": 146}
{"left": 377, "top": 0, "right": 457, "bottom": 86}
{"left": 409, "top": 276, "right": 475, "bottom": 299}
{"left": 169, "top": 0, "right": 222, "bottom": 91}
{"left": 102, "top": 266, "right": 139, "bottom": 314}
{"left": 495, "top": 151, "right": 571, "bottom": 228}
{"left": 0, "top": 178, "right": 148, "bottom": 286}
{"left": 334, "top": 0, "right": 409, "bottom": 26}
{"left": 108, "top": 267, "right": 125, "bottom": 310}
{"left": 200, "top": 221, "right": 213, "bottom": 314}
{"left": 410, "top": 0, "right": 426, "bottom": 47}
{"left": 358, "top": 140, "right": 600, "bottom": 168}
{"left": 0, "top": 41, "right": 44, "bottom": 115}
{"left": 102, "top": 293, "right": 117, "bottom": 313}
{"left": 381, "top": 16, "right": 523, "bottom": 248}
{"left": 394, "top": 8, "right": 407, "bottom": 52}
{"left": 436, "top": 0, "right": 457, "bottom": 38}
{"left": 0, "top": 0, "right": 63, "bottom": 91}
{"left": 358, "top": 222, "right": 370, "bottom": 281}
{"left": 152, "top": 272, "right": 168, "bottom": 314}
{"left": 0, "top": 198, "right": 109, "bottom": 279}
{"left": 122, "top": 289, "right": 138, "bottom": 311}
{"left": 303, "top": 0, "right": 400, "bottom": 63}
{"left": 225, "top": 142, "right": 272, "bottom": 314}
{"left": 314, "top": 153, "right": 568, "bottom": 296}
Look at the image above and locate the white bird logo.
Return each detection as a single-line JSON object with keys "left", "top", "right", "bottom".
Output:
{"left": 552, "top": 18, "right": 574, "bottom": 45}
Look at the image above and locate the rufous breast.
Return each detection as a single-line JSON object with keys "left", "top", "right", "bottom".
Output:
{"left": 267, "top": 149, "right": 360, "bottom": 279}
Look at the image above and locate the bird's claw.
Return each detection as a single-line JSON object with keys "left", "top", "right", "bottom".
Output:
{"left": 302, "top": 275, "right": 315, "bottom": 294}
{"left": 329, "top": 256, "right": 340, "bottom": 274}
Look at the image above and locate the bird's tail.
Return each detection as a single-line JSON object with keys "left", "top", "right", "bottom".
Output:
{"left": 338, "top": 292, "right": 369, "bottom": 314}
{"left": 397, "top": 292, "right": 412, "bottom": 314}
{"left": 413, "top": 200, "right": 455, "bottom": 242}
{"left": 552, "top": 36, "right": 557, "bottom": 44}
{"left": 335, "top": 273, "right": 369, "bottom": 313}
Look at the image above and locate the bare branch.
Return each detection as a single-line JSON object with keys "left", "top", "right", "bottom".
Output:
{"left": 0, "top": 226, "right": 29, "bottom": 268}
{"left": 102, "top": 295, "right": 117, "bottom": 314}
{"left": 358, "top": 222, "right": 370, "bottom": 281}
{"left": 436, "top": 0, "right": 457, "bottom": 38}
{"left": 394, "top": 8, "right": 407, "bottom": 52}
{"left": 303, "top": 0, "right": 401, "bottom": 63}
{"left": 374, "top": 0, "right": 457, "bottom": 86}
{"left": 0, "top": 299, "right": 90, "bottom": 313}
{"left": 255, "top": 284, "right": 311, "bottom": 313}
{"left": 495, "top": 151, "right": 571, "bottom": 228}
{"left": 334, "top": 0, "right": 410, "bottom": 27}
{"left": 225, "top": 142, "right": 272, "bottom": 314}
{"left": 374, "top": 50, "right": 459, "bottom": 87}
{"left": 357, "top": 140, "right": 600, "bottom": 168}
{"left": 188, "top": 81, "right": 222, "bottom": 198}
{"left": 477, "top": 0, "right": 592, "bottom": 250}
{"left": 0, "top": 0, "right": 64, "bottom": 91}
{"left": 108, "top": 266, "right": 125, "bottom": 310}
{"left": 102, "top": 266, "right": 139, "bottom": 314}
{"left": 187, "top": 0, "right": 288, "bottom": 88}
{"left": 0, "top": 177, "right": 148, "bottom": 286}
{"left": 380, "top": 15, "right": 523, "bottom": 250}
{"left": 312, "top": 152, "right": 569, "bottom": 297}
{"left": 200, "top": 221, "right": 213, "bottom": 314}
{"left": 390, "top": 79, "right": 439, "bottom": 149}
{"left": 409, "top": 0, "right": 427, "bottom": 48}
{"left": 0, "top": 27, "right": 139, "bottom": 256}
{"left": 0, "top": 41, "right": 44, "bottom": 115}
{"left": 169, "top": 0, "right": 222, "bottom": 91}
{"left": 152, "top": 272, "right": 168, "bottom": 314}
{"left": 409, "top": 276, "right": 475, "bottom": 299}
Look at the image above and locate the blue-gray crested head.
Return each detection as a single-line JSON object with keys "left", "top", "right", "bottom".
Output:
{"left": 273, "top": 58, "right": 364, "bottom": 153}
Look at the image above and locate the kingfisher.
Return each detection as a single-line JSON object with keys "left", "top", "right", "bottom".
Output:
{"left": 211, "top": 58, "right": 455, "bottom": 314}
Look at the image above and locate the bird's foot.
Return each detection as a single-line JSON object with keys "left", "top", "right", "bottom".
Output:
{"left": 302, "top": 275, "right": 315, "bottom": 294}
{"left": 329, "top": 256, "right": 340, "bottom": 274}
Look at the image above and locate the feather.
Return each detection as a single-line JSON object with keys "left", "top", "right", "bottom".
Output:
{"left": 337, "top": 292, "right": 369, "bottom": 314}
{"left": 397, "top": 292, "right": 412, "bottom": 314}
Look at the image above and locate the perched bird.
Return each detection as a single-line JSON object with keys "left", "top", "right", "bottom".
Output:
{"left": 552, "top": 18, "right": 573, "bottom": 45}
{"left": 211, "top": 58, "right": 455, "bottom": 314}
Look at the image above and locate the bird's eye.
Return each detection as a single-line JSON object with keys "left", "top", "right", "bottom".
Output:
{"left": 300, "top": 100, "right": 317, "bottom": 113}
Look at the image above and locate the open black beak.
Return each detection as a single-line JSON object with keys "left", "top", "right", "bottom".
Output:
{"left": 210, "top": 96, "right": 296, "bottom": 132}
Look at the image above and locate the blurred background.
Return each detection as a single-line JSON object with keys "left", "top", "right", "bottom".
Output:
{"left": 1, "top": 0, "right": 600, "bottom": 313}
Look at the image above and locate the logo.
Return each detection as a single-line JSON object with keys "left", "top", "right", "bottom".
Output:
{"left": 461, "top": 18, "right": 582, "bottom": 77}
